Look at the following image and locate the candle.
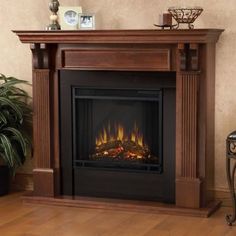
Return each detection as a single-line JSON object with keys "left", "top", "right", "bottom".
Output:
{"left": 159, "top": 13, "right": 172, "bottom": 26}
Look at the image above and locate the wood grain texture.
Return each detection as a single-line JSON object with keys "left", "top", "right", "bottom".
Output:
{"left": 175, "top": 72, "right": 201, "bottom": 208}
{"left": 22, "top": 192, "right": 221, "bottom": 218}
{"left": 189, "top": 43, "right": 199, "bottom": 71}
{"left": 33, "top": 169, "right": 54, "bottom": 197}
{"left": 32, "top": 69, "right": 54, "bottom": 197}
{"left": 31, "top": 44, "right": 49, "bottom": 69}
{"left": 11, "top": 173, "right": 33, "bottom": 191}
{"left": 198, "top": 43, "right": 218, "bottom": 205}
{"left": 178, "top": 43, "right": 187, "bottom": 71}
{"left": 0, "top": 193, "right": 234, "bottom": 236}
{"left": 61, "top": 48, "right": 171, "bottom": 71}
{"left": 180, "top": 72, "right": 199, "bottom": 179}
{"left": 14, "top": 29, "right": 224, "bottom": 44}
{"left": 176, "top": 72, "right": 199, "bottom": 177}
{"left": 33, "top": 70, "right": 51, "bottom": 168}
{"left": 176, "top": 178, "right": 202, "bottom": 208}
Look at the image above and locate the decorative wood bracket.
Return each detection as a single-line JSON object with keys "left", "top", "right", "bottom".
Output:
{"left": 178, "top": 44, "right": 187, "bottom": 71}
{"left": 177, "top": 43, "right": 199, "bottom": 72}
{"left": 189, "top": 43, "right": 199, "bottom": 71}
{"left": 30, "top": 43, "right": 49, "bottom": 69}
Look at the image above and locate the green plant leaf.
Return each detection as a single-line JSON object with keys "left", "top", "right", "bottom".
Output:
{"left": 0, "top": 74, "right": 32, "bottom": 174}
{"left": 0, "top": 97, "right": 23, "bottom": 122}
{"left": 0, "top": 74, "right": 7, "bottom": 82}
{"left": 2, "top": 127, "right": 27, "bottom": 156}
{"left": 0, "top": 112, "right": 7, "bottom": 125}
{"left": 0, "top": 134, "right": 14, "bottom": 167}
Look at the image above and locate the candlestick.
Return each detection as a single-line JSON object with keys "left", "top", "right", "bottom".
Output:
{"left": 46, "top": 0, "right": 61, "bottom": 30}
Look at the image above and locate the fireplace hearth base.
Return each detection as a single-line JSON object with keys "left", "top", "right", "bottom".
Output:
{"left": 14, "top": 29, "right": 224, "bottom": 216}
{"left": 22, "top": 192, "right": 221, "bottom": 218}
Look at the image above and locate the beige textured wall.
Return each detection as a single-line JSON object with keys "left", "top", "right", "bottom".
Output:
{"left": 0, "top": 0, "right": 78, "bottom": 82}
{"left": 0, "top": 0, "right": 78, "bottom": 175}
{"left": 0, "top": 0, "right": 235, "bottom": 192}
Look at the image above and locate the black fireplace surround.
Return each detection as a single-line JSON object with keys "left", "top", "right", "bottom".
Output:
{"left": 60, "top": 70, "right": 176, "bottom": 203}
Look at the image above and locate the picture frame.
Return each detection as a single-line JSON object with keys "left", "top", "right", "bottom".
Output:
{"left": 78, "top": 14, "right": 95, "bottom": 30}
{"left": 59, "top": 6, "right": 82, "bottom": 30}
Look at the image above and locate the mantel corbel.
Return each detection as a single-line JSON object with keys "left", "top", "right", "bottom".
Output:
{"left": 30, "top": 43, "right": 49, "bottom": 69}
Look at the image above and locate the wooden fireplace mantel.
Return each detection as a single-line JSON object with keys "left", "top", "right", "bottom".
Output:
{"left": 14, "top": 29, "right": 223, "bottom": 216}
{"left": 14, "top": 29, "right": 222, "bottom": 43}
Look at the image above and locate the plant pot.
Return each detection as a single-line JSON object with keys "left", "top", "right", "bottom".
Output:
{"left": 0, "top": 166, "right": 10, "bottom": 196}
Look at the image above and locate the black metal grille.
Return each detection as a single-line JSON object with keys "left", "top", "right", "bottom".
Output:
{"left": 74, "top": 160, "right": 162, "bottom": 173}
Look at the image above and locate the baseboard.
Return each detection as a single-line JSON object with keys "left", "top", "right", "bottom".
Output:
{"left": 11, "top": 173, "right": 33, "bottom": 191}
{"left": 214, "top": 188, "right": 232, "bottom": 207}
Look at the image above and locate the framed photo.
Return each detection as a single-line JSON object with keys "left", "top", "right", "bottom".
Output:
{"left": 78, "top": 14, "right": 95, "bottom": 30}
{"left": 59, "top": 6, "right": 82, "bottom": 30}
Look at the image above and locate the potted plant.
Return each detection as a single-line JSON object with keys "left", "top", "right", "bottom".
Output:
{"left": 0, "top": 74, "right": 31, "bottom": 196}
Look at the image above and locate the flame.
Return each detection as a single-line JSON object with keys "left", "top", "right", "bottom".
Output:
{"left": 96, "top": 121, "right": 145, "bottom": 147}
{"left": 117, "top": 123, "right": 124, "bottom": 141}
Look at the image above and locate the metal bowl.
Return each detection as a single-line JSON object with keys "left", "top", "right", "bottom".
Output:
{"left": 168, "top": 6, "right": 203, "bottom": 29}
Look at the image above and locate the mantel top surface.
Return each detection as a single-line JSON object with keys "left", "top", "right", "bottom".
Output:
{"left": 14, "top": 29, "right": 224, "bottom": 44}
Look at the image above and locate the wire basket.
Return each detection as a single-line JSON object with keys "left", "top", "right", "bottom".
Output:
{"left": 168, "top": 7, "right": 203, "bottom": 29}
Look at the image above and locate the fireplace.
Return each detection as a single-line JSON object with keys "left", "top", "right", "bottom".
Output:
{"left": 60, "top": 71, "right": 175, "bottom": 202}
{"left": 15, "top": 29, "right": 224, "bottom": 216}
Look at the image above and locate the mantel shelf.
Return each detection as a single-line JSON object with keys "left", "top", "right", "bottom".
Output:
{"left": 14, "top": 29, "right": 224, "bottom": 44}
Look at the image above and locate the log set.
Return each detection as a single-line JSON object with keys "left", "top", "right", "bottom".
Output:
{"left": 91, "top": 140, "right": 158, "bottom": 164}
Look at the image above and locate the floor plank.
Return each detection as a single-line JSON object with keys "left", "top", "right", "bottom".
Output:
{"left": 0, "top": 192, "right": 235, "bottom": 236}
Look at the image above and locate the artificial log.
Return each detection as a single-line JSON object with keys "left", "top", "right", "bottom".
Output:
{"left": 91, "top": 140, "right": 158, "bottom": 163}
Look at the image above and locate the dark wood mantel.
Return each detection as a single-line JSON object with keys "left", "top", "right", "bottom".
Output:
{"left": 14, "top": 29, "right": 224, "bottom": 216}
{"left": 14, "top": 29, "right": 222, "bottom": 43}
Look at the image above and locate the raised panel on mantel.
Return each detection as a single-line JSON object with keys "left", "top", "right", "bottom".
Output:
{"left": 61, "top": 49, "right": 171, "bottom": 71}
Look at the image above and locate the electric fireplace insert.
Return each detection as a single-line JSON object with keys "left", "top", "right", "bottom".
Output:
{"left": 60, "top": 71, "right": 176, "bottom": 203}
{"left": 74, "top": 88, "right": 162, "bottom": 172}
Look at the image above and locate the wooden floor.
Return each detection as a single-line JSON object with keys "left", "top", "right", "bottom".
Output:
{"left": 0, "top": 192, "right": 236, "bottom": 236}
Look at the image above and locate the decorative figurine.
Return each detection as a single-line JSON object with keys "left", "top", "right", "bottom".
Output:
{"left": 46, "top": 0, "right": 61, "bottom": 30}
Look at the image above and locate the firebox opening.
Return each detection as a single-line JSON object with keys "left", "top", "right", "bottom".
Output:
{"left": 73, "top": 88, "right": 162, "bottom": 173}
